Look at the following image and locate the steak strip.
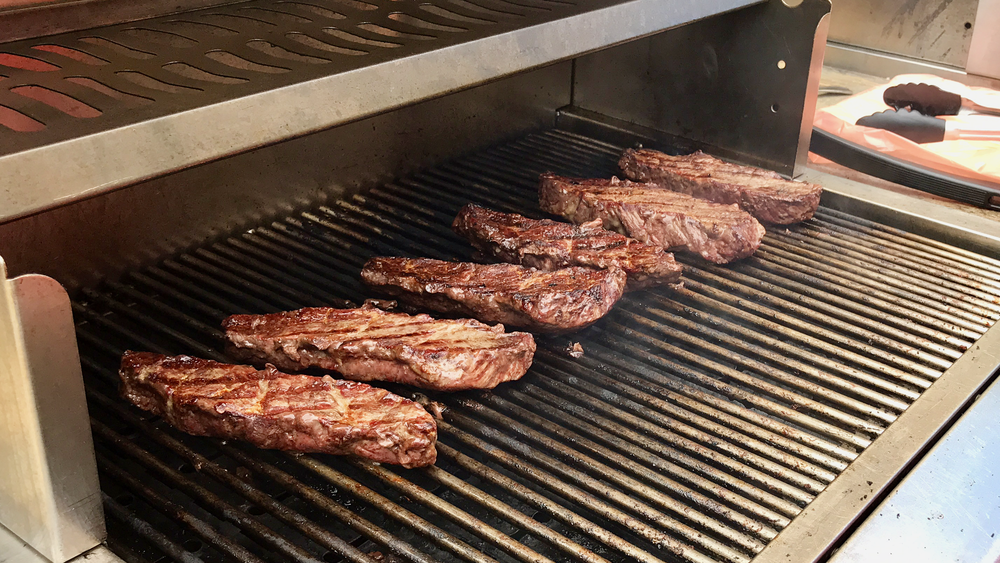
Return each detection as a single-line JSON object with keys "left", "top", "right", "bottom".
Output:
{"left": 119, "top": 351, "right": 437, "bottom": 468}
{"left": 452, "top": 203, "right": 682, "bottom": 290}
{"left": 539, "top": 173, "right": 765, "bottom": 264}
{"left": 619, "top": 148, "right": 822, "bottom": 225}
{"left": 223, "top": 303, "right": 535, "bottom": 391}
{"left": 361, "top": 257, "right": 626, "bottom": 333}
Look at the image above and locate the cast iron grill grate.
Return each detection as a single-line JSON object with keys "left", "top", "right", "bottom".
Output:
{"left": 74, "top": 129, "right": 1000, "bottom": 563}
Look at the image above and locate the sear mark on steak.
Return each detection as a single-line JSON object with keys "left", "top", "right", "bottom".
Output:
{"left": 119, "top": 351, "right": 437, "bottom": 468}
{"left": 452, "top": 203, "right": 682, "bottom": 290}
{"left": 619, "top": 148, "right": 822, "bottom": 225}
{"left": 360, "top": 257, "right": 626, "bottom": 333}
{"left": 539, "top": 173, "right": 765, "bottom": 264}
{"left": 223, "top": 303, "right": 535, "bottom": 391}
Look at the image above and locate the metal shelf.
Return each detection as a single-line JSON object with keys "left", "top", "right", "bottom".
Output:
{"left": 0, "top": 0, "right": 758, "bottom": 223}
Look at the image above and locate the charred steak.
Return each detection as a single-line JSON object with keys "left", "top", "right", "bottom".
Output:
{"left": 223, "top": 304, "right": 535, "bottom": 391}
{"left": 619, "top": 148, "right": 822, "bottom": 225}
{"left": 539, "top": 173, "right": 765, "bottom": 264}
{"left": 119, "top": 351, "right": 437, "bottom": 467}
{"left": 452, "top": 204, "right": 682, "bottom": 290}
{"left": 360, "top": 257, "right": 626, "bottom": 333}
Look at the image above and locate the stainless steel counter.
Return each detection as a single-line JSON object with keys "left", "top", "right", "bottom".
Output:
{"left": 830, "top": 360, "right": 1000, "bottom": 562}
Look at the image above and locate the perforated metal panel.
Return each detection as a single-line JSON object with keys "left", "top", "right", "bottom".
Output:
{"left": 1, "top": 0, "right": 542, "bottom": 138}
{"left": 0, "top": 0, "right": 761, "bottom": 223}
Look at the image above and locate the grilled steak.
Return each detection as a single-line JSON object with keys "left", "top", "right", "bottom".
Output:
{"left": 452, "top": 204, "right": 681, "bottom": 290}
{"left": 538, "top": 174, "right": 765, "bottom": 264}
{"left": 223, "top": 304, "right": 535, "bottom": 391}
{"left": 119, "top": 351, "right": 437, "bottom": 467}
{"left": 619, "top": 148, "right": 822, "bottom": 225}
{"left": 360, "top": 257, "right": 626, "bottom": 333}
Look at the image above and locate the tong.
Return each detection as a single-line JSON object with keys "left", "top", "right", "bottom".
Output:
{"left": 883, "top": 82, "right": 1000, "bottom": 117}
{"left": 856, "top": 108, "right": 1000, "bottom": 144}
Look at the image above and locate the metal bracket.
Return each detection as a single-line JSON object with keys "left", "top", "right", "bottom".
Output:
{"left": 0, "top": 256, "right": 104, "bottom": 563}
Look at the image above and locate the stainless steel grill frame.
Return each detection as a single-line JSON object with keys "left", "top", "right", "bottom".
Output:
{"left": 69, "top": 126, "right": 1000, "bottom": 563}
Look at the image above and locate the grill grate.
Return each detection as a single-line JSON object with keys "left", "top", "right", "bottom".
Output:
{"left": 73, "top": 129, "right": 1000, "bottom": 563}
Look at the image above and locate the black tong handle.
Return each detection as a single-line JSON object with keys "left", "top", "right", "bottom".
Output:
{"left": 810, "top": 127, "right": 1000, "bottom": 210}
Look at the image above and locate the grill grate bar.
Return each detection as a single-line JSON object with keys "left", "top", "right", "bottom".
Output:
{"left": 453, "top": 395, "right": 770, "bottom": 553}
{"left": 295, "top": 456, "right": 506, "bottom": 563}
{"left": 723, "top": 262, "right": 972, "bottom": 355}
{"left": 751, "top": 246, "right": 985, "bottom": 339}
{"left": 495, "top": 383, "right": 784, "bottom": 539}
{"left": 90, "top": 418, "right": 332, "bottom": 563}
{"left": 569, "top": 341, "right": 861, "bottom": 464}
{"left": 82, "top": 287, "right": 226, "bottom": 361}
{"left": 349, "top": 460, "right": 558, "bottom": 563}
{"left": 674, "top": 281, "right": 936, "bottom": 388}
{"left": 622, "top": 297, "right": 917, "bottom": 407}
{"left": 435, "top": 442, "right": 670, "bottom": 563}
{"left": 445, "top": 403, "right": 757, "bottom": 562}
{"left": 604, "top": 318, "right": 882, "bottom": 441}
{"left": 73, "top": 301, "right": 169, "bottom": 356}
{"left": 72, "top": 128, "right": 999, "bottom": 563}
{"left": 438, "top": 419, "right": 728, "bottom": 563}
{"left": 806, "top": 218, "right": 1000, "bottom": 292}
{"left": 217, "top": 445, "right": 439, "bottom": 563}
{"left": 96, "top": 457, "right": 267, "bottom": 563}
{"left": 418, "top": 464, "right": 613, "bottom": 563}
{"left": 221, "top": 236, "right": 360, "bottom": 306}
{"left": 101, "top": 492, "right": 206, "bottom": 563}
{"left": 761, "top": 236, "right": 997, "bottom": 324}
{"left": 613, "top": 305, "right": 899, "bottom": 425}
{"left": 525, "top": 354, "right": 842, "bottom": 483}
{"left": 682, "top": 263, "right": 956, "bottom": 370}
{"left": 769, "top": 230, "right": 1000, "bottom": 314}
{"left": 816, "top": 209, "right": 1000, "bottom": 274}
{"left": 485, "top": 368, "right": 815, "bottom": 510}
{"left": 163, "top": 255, "right": 302, "bottom": 311}
{"left": 514, "top": 360, "right": 803, "bottom": 519}
{"left": 88, "top": 386, "right": 384, "bottom": 563}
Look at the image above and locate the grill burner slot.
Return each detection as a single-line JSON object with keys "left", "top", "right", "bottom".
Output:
{"left": 74, "top": 129, "right": 1000, "bottom": 563}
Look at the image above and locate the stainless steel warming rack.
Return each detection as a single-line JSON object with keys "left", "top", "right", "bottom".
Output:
{"left": 0, "top": 0, "right": 757, "bottom": 224}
